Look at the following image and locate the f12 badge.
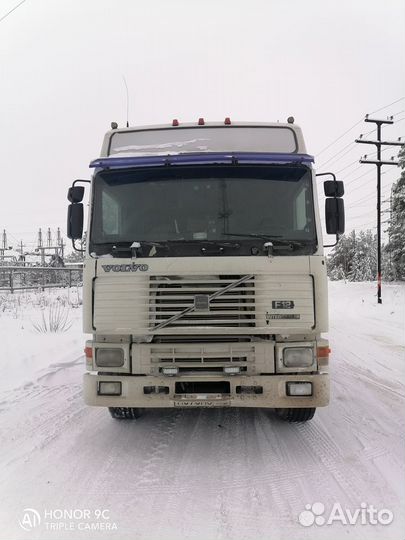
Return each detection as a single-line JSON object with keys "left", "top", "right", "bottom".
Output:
{"left": 272, "top": 300, "right": 295, "bottom": 309}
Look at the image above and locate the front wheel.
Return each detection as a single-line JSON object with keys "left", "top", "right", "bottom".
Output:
{"left": 108, "top": 407, "right": 143, "bottom": 420}
{"left": 275, "top": 407, "right": 316, "bottom": 422}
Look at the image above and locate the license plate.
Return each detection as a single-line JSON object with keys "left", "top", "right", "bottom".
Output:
{"left": 173, "top": 400, "right": 230, "bottom": 408}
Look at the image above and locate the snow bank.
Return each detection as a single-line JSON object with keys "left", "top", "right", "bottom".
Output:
{"left": 0, "top": 288, "right": 84, "bottom": 392}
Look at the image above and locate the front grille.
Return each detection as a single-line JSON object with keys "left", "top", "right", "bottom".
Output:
{"left": 149, "top": 275, "right": 255, "bottom": 330}
{"left": 158, "top": 356, "right": 248, "bottom": 364}
{"left": 150, "top": 343, "right": 254, "bottom": 365}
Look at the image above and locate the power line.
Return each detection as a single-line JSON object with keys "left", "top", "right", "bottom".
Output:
{"left": 317, "top": 141, "right": 356, "bottom": 169}
{"left": 368, "top": 97, "right": 405, "bottom": 116}
{"left": 387, "top": 108, "right": 404, "bottom": 118}
{"left": 316, "top": 132, "right": 376, "bottom": 169}
{"left": 315, "top": 97, "right": 404, "bottom": 157}
{"left": 315, "top": 119, "right": 364, "bottom": 157}
{"left": 349, "top": 208, "right": 377, "bottom": 219}
{"left": 341, "top": 166, "right": 370, "bottom": 182}
{"left": 342, "top": 149, "right": 399, "bottom": 185}
{"left": 0, "top": 0, "right": 26, "bottom": 24}
{"left": 335, "top": 158, "right": 361, "bottom": 175}
{"left": 348, "top": 170, "right": 395, "bottom": 195}
{"left": 318, "top": 127, "right": 402, "bottom": 174}
{"left": 317, "top": 119, "right": 402, "bottom": 173}
{"left": 345, "top": 183, "right": 393, "bottom": 208}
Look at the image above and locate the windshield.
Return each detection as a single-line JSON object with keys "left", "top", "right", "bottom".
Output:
{"left": 90, "top": 165, "right": 317, "bottom": 256}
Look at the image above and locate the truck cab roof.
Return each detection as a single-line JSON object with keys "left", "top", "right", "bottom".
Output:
{"left": 98, "top": 121, "right": 308, "bottom": 159}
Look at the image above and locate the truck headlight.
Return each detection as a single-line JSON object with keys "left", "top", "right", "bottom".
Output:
{"left": 96, "top": 348, "right": 125, "bottom": 367}
{"left": 283, "top": 347, "right": 314, "bottom": 368}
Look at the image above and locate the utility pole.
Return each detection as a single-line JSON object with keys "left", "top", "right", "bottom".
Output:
{"left": 56, "top": 227, "right": 65, "bottom": 260}
{"left": 0, "top": 229, "right": 12, "bottom": 261}
{"left": 18, "top": 240, "right": 26, "bottom": 262}
{"left": 0, "top": 229, "right": 7, "bottom": 259}
{"left": 355, "top": 115, "right": 403, "bottom": 304}
{"left": 38, "top": 228, "right": 43, "bottom": 248}
{"left": 37, "top": 228, "right": 45, "bottom": 265}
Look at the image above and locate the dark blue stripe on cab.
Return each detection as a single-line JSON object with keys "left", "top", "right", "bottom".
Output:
{"left": 89, "top": 152, "right": 314, "bottom": 169}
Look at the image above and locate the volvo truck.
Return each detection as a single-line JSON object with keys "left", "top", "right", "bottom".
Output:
{"left": 67, "top": 118, "right": 345, "bottom": 422}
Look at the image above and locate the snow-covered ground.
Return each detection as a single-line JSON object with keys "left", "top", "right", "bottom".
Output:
{"left": 0, "top": 282, "right": 404, "bottom": 540}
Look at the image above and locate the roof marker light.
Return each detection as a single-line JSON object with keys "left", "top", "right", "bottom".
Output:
{"left": 172, "top": 119, "right": 179, "bottom": 126}
{"left": 198, "top": 118, "right": 205, "bottom": 125}
{"left": 287, "top": 116, "right": 295, "bottom": 124}
{"left": 224, "top": 117, "right": 231, "bottom": 125}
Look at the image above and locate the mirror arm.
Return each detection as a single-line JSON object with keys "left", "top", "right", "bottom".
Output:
{"left": 316, "top": 171, "right": 337, "bottom": 181}
{"left": 73, "top": 179, "right": 91, "bottom": 187}
{"left": 324, "top": 234, "right": 339, "bottom": 248}
{"left": 72, "top": 239, "right": 85, "bottom": 252}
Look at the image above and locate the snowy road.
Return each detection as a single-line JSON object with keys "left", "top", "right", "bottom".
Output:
{"left": 0, "top": 282, "right": 404, "bottom": 540}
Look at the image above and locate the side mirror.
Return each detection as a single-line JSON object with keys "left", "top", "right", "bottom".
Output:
{"left": 325, "top": 198, "right": 345, "bottom": 235}
{"left": 67, "top": 203, "right": 84, "bottom": 240}
{"left": 68, "top": 186, "right": 85, "bottom": 203}
{"left": 324, "top": 180, "right": 344, "bottom": 197}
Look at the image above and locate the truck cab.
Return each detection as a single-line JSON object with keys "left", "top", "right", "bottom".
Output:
{"left": 67, "top": 118, "right": 344, "bottom": 422}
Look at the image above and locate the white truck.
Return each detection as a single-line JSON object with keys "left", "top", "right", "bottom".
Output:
{"left": 67, "top": 118, "right": 345, "bottom": 422}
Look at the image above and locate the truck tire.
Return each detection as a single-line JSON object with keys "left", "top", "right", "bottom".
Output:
{"left": 108, "top": 407, "right": 143, "bottom": 420}
{"left": 275, "top": 407, "right": 316, "bottom": 422}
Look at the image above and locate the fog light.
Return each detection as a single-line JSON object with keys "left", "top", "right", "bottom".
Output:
{"left": 96, "top": 348, "right": 125, "bottom": 367}
{"left": 287, "top": 382, "right": 313, "bottom": 396}
{"left": 98, "top": 381, "right": 122, "bottom": 396}
{"left": 283, "top": 347, "right": 314, "bottom": 368}
{"left": 224, "top": 366, "right": 241, "bottom": 375}
{"left": 162, "top": 367, "right": 179, "bottom": 376}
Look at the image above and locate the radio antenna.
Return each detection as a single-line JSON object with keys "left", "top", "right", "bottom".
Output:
{"left": 122, "top": 75, "right": 130, "bottom": 127}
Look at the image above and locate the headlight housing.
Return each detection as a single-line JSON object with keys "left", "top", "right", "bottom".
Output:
{"left": 97, "top": 381, "right": 122, "bottom": 396}
{"left": 95, "top": 348, "right": 125, "bottom": 367}
{"left": 283, "top": 347, "right": 314, "bottom": 368}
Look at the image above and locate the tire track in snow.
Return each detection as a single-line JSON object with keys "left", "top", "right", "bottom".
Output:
{"left": 0, "top": 383, "right": 85, "bottom": 475}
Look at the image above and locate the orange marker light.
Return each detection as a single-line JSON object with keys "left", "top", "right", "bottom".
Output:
{"left": 317, "top": 347, "right": 331, "bottom": 358}
{"left": 84, "top": 346, "right": 93, "bottom": 358}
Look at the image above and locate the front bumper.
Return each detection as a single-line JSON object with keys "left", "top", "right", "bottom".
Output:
{"left": 83, "top": 372, "right": 329, "bottom": 408}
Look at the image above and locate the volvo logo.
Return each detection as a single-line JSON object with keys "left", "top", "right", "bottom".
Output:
{"left": 101, "top": 263, "right": 149, "bottom": 272}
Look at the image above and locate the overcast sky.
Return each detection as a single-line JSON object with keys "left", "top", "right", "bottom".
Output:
{"left": 1, "top": 0, "right": 404, "bottom": 251}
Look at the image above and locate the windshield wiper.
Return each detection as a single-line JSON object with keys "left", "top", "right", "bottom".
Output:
{"left": 92, "top": 239, "right": 241, "bottom": 257}
{"left": 222, "top": 233, "right": 312, "bottom": 249}
{"left": 164, "top": 240, "right": 240, "bottom": 255}
{"left": 92, "top": 241, "right": 167, "bottom": 257}
{"left": 165, "top": 240, "right": 240, "bottom": 248}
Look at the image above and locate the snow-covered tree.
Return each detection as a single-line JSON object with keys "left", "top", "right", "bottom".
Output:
{"left": 327, "top": 230, "right": 357, "bottom": 280}
{"left": 349, "top": 230, "right": 377, "bottom": 281}
{"left": 327, "top": 229, "right": 377, "bottom": 281}
{"left": 385, "top": 146, "right": 405, "bottom": 281}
